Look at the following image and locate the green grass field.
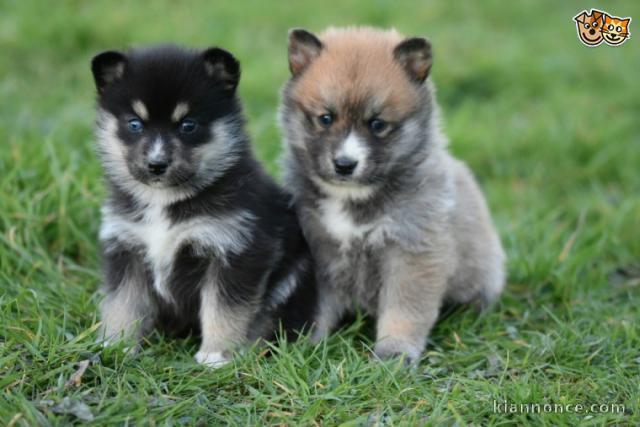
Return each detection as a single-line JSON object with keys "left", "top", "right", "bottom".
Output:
{"left": 1, "top": 0, "right": 639, "bottom": 424}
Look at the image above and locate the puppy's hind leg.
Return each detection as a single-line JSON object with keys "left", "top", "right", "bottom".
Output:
{"left": 446, "top": 162, "right": 506, "bottom": 309}
{"left": 444, "top": 239, "right": 506, "bottom": 310}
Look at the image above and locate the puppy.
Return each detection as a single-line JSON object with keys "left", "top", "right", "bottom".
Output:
{"left": 91, "top": 45, "right": 315, "bottom": 367}
{"left": 280, "top": 27, "right": 505, "bottom": 363}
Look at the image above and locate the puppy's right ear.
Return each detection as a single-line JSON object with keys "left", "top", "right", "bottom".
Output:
{"left": 394, "top": 37, "right": 432, "bottom": 83}
{"left": 202, "top": 47, "right": 241, "bottom": 92}
{"left": 91, "top": 51, "right": 127, "bottom": 93}
{"left": 288, "top": 29, "right": 323, "bottom": 76}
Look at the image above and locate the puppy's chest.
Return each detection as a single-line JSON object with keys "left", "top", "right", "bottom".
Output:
{"left": 334, "top": 245, "right": 384, "bottom": 312}
{"left": 100, "top": 204, "right": 253, "bottom": 302}
{"left": 314, "top": 199, "right": 386, "bottom": 311}
{"left": 316, "top": 198, "right": 385, "bottom": 249}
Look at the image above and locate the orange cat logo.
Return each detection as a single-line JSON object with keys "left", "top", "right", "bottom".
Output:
{"left": 601, "top": 13, "right": 631, "bottom": 46}
{"left": 574, "top": 9, "right": 631, "bottom": 47}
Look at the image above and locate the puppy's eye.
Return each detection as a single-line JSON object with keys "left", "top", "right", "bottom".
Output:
{"left": 127, "top": 118, "right": 144, "bottom": 133}
{"left": 317, "top": 113, "right": 334, "bottom": 128}
{"left": 179, "top": 119, "right": 198, "bottom": 134}
{"left": 369, "top": 119, "right": 389, "bottom": 135}
{"left": 592, "top": 22, "right": 599, "bottom": 28}
{"left": 584, "top": 23, "right": 590, "bottom": 29}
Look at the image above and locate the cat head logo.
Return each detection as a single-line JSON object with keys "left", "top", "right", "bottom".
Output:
{"left": 574, "top": 9, "right": 631, "bottom": 47}
{"left": 601, "top": 13, "right": 632, "bottom": 46}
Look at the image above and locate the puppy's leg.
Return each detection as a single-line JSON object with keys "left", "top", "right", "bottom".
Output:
{"left": 99, "top": 248, "right": 155, "bottom": 345}
{"left": 310, "top": 284, "right": 347, "bottom": 343}
{"left": 196, "top": 266, "right": 257, "bottom": 368}
{"left": 374, "top": 248, "right": 448, "bottom": 364}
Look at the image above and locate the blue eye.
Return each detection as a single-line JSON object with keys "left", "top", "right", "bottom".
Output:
{"left": 179, "top": 119, "right": 198, "bottom": 134}
{"left": 318, "top": 113, "right": 334, "bottom": 128}
{"left": 127, "top": 118, "right": 144, "bottom": 133}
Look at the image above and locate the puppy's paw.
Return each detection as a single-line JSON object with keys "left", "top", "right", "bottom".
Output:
{"left": 373, "top": 338, "right": 422, "bottom": 366}
{"left": 98, "top": 336, "right": 140, "bottom": 354}
{"left": 310, "top": 327, "right": 330, "bottom": 345}
{"left": 195, "top": 350, "right": 231, "bottom": 368}
{"left": 122, "top": 344, "right": 141, "bottom": 355}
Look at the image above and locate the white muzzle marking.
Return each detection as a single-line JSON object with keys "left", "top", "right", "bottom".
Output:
{"left": 336, "top": 132, "right": 368, "bottom": 174}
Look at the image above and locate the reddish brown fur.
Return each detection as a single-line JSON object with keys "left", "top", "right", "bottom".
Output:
{"left": 291, "top": 27, "right": 420, "bottom": 123}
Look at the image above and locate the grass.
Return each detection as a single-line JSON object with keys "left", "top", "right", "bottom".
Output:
{"left": 1, "top": 0, "right": 639, "bottom": 424}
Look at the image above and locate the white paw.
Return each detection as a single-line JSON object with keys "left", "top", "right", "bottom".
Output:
{"left": 99, "top": 337, "right": 137, "bottom": 352}
{"left": 122, "top": 345, "right": 141, "bottom": 354}
{"left": 195, "top": 350, "right": 230, "bottom": 368}
{"left": 373, "top": 338, "right": 423, "bottom": 365}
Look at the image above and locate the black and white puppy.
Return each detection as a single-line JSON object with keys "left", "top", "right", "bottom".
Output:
{"left": 91, "top": 45, "right": 315, "bottom": 367}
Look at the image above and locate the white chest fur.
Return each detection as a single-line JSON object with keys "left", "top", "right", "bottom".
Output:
{"left": 318, "top": 197, "right": 385, "bottom": 250}
{"left": 100, "top": 204, "right": 255, "bottom": 302}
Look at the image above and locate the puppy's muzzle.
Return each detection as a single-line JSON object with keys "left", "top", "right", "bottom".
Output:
{"left": 333, "top": 156, "right": 358, "bottom": 176}
{"left": 147, "top": 139, "right": 172, "bottom": 176}
{"left": 148, "top": 159, "right": 170, "bottom": 176}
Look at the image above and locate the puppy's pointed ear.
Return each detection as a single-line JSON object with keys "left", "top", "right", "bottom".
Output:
{"left": 394, "top": 37, "right": 432, "bottom": 84}
{"left": 202, "top": 47, "right": 241, "bottom": 92}
{"left": 288, "top": 28, "right": 323, "bottom": 76}
{"left": 91, "top": 51, "right": 127, "bottom": 93}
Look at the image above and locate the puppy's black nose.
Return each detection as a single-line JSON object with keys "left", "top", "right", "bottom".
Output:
{"left": 148, "top": 160, "right": 169, "bottom": 176}
{"left": 333, "top": 156, "right": 358, "bottom": 176}
{"left": 589, "top": 29, "right": 596, "bottom": 35}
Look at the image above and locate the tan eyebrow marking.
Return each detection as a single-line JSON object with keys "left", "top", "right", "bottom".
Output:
{"left": 171, "top": 102, "right": 190, "bottom": 122}
{"left": 131, "top": 100, "right": 149, "bottom": 120}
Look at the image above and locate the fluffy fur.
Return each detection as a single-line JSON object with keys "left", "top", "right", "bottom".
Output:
{"left": 280, "top": 27, "right": 505, "bottom": 363}
{"left": 92, "top": 45, "right": 316, "bottom": 367}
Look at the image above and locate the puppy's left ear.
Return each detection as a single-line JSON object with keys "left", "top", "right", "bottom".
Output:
{"left": 394, "top": 37, "right": 432, "bottom": 84}
{"left": 288, "top": 29, "right": 323, "bottom": 76}
{"left": 202, "top": 47, "right": 241, "bottom": 92}
{"left": 91, "top": 50, "right": 127, "bottom": 93}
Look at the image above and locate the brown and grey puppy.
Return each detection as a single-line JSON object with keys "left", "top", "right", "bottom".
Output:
{"left": 92, "top": 45, "right": 316, "bottom": 367}
{"left": 279, "top": 27, "right": 505, "bottom": 363}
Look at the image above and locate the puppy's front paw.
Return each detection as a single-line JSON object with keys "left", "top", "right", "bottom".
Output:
{"left": 373, "top": 338, "right": 422, "bottom": 365}
{"left": 195, "top": 350, "right": 231, "bottom": 368}
{"left": 98, "top": 335, "right": 140, "bottom": 354}
{"left": 310, "top": 327, "right": 330, "bottom": 344}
